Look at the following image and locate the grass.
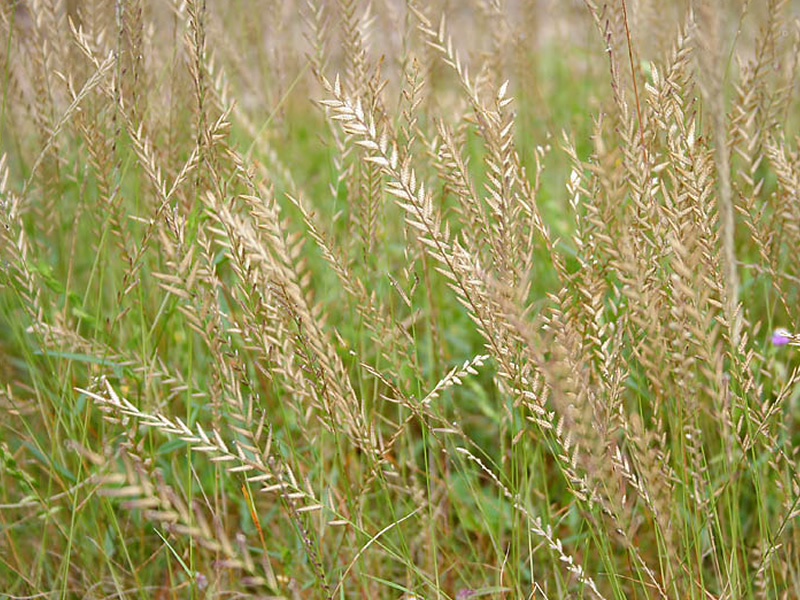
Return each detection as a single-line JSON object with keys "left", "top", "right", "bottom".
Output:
{"left": 2, "top": 0, "right": 800, "bottom": 598}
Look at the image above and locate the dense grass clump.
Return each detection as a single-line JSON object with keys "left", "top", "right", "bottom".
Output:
{"left": 3, "top": 0, "right": 800, "bottom": 598}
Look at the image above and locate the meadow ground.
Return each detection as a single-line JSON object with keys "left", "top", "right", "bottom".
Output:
{"left": 2, "top": 1, "right": 800, "bottom": 598}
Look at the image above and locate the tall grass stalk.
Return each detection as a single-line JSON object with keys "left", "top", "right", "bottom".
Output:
{"left": 2, "top": 1, "right": 800, "bottom": 598}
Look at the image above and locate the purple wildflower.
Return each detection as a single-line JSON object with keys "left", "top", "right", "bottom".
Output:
{"left": 772, "top": 328, "right": 792, "bottom": 346}
{"left": 195, "top": 572, "right": 208, "bottom": 590}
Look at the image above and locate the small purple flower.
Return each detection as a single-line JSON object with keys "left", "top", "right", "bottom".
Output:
{"left": 772, "top": 328, "right": 792, "bottom": 346}
{"left": 456, "top": 590, "right": 475, "bottom": 599}
{"left": 195, "top": 572, "right": 208, "bottom": 590}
